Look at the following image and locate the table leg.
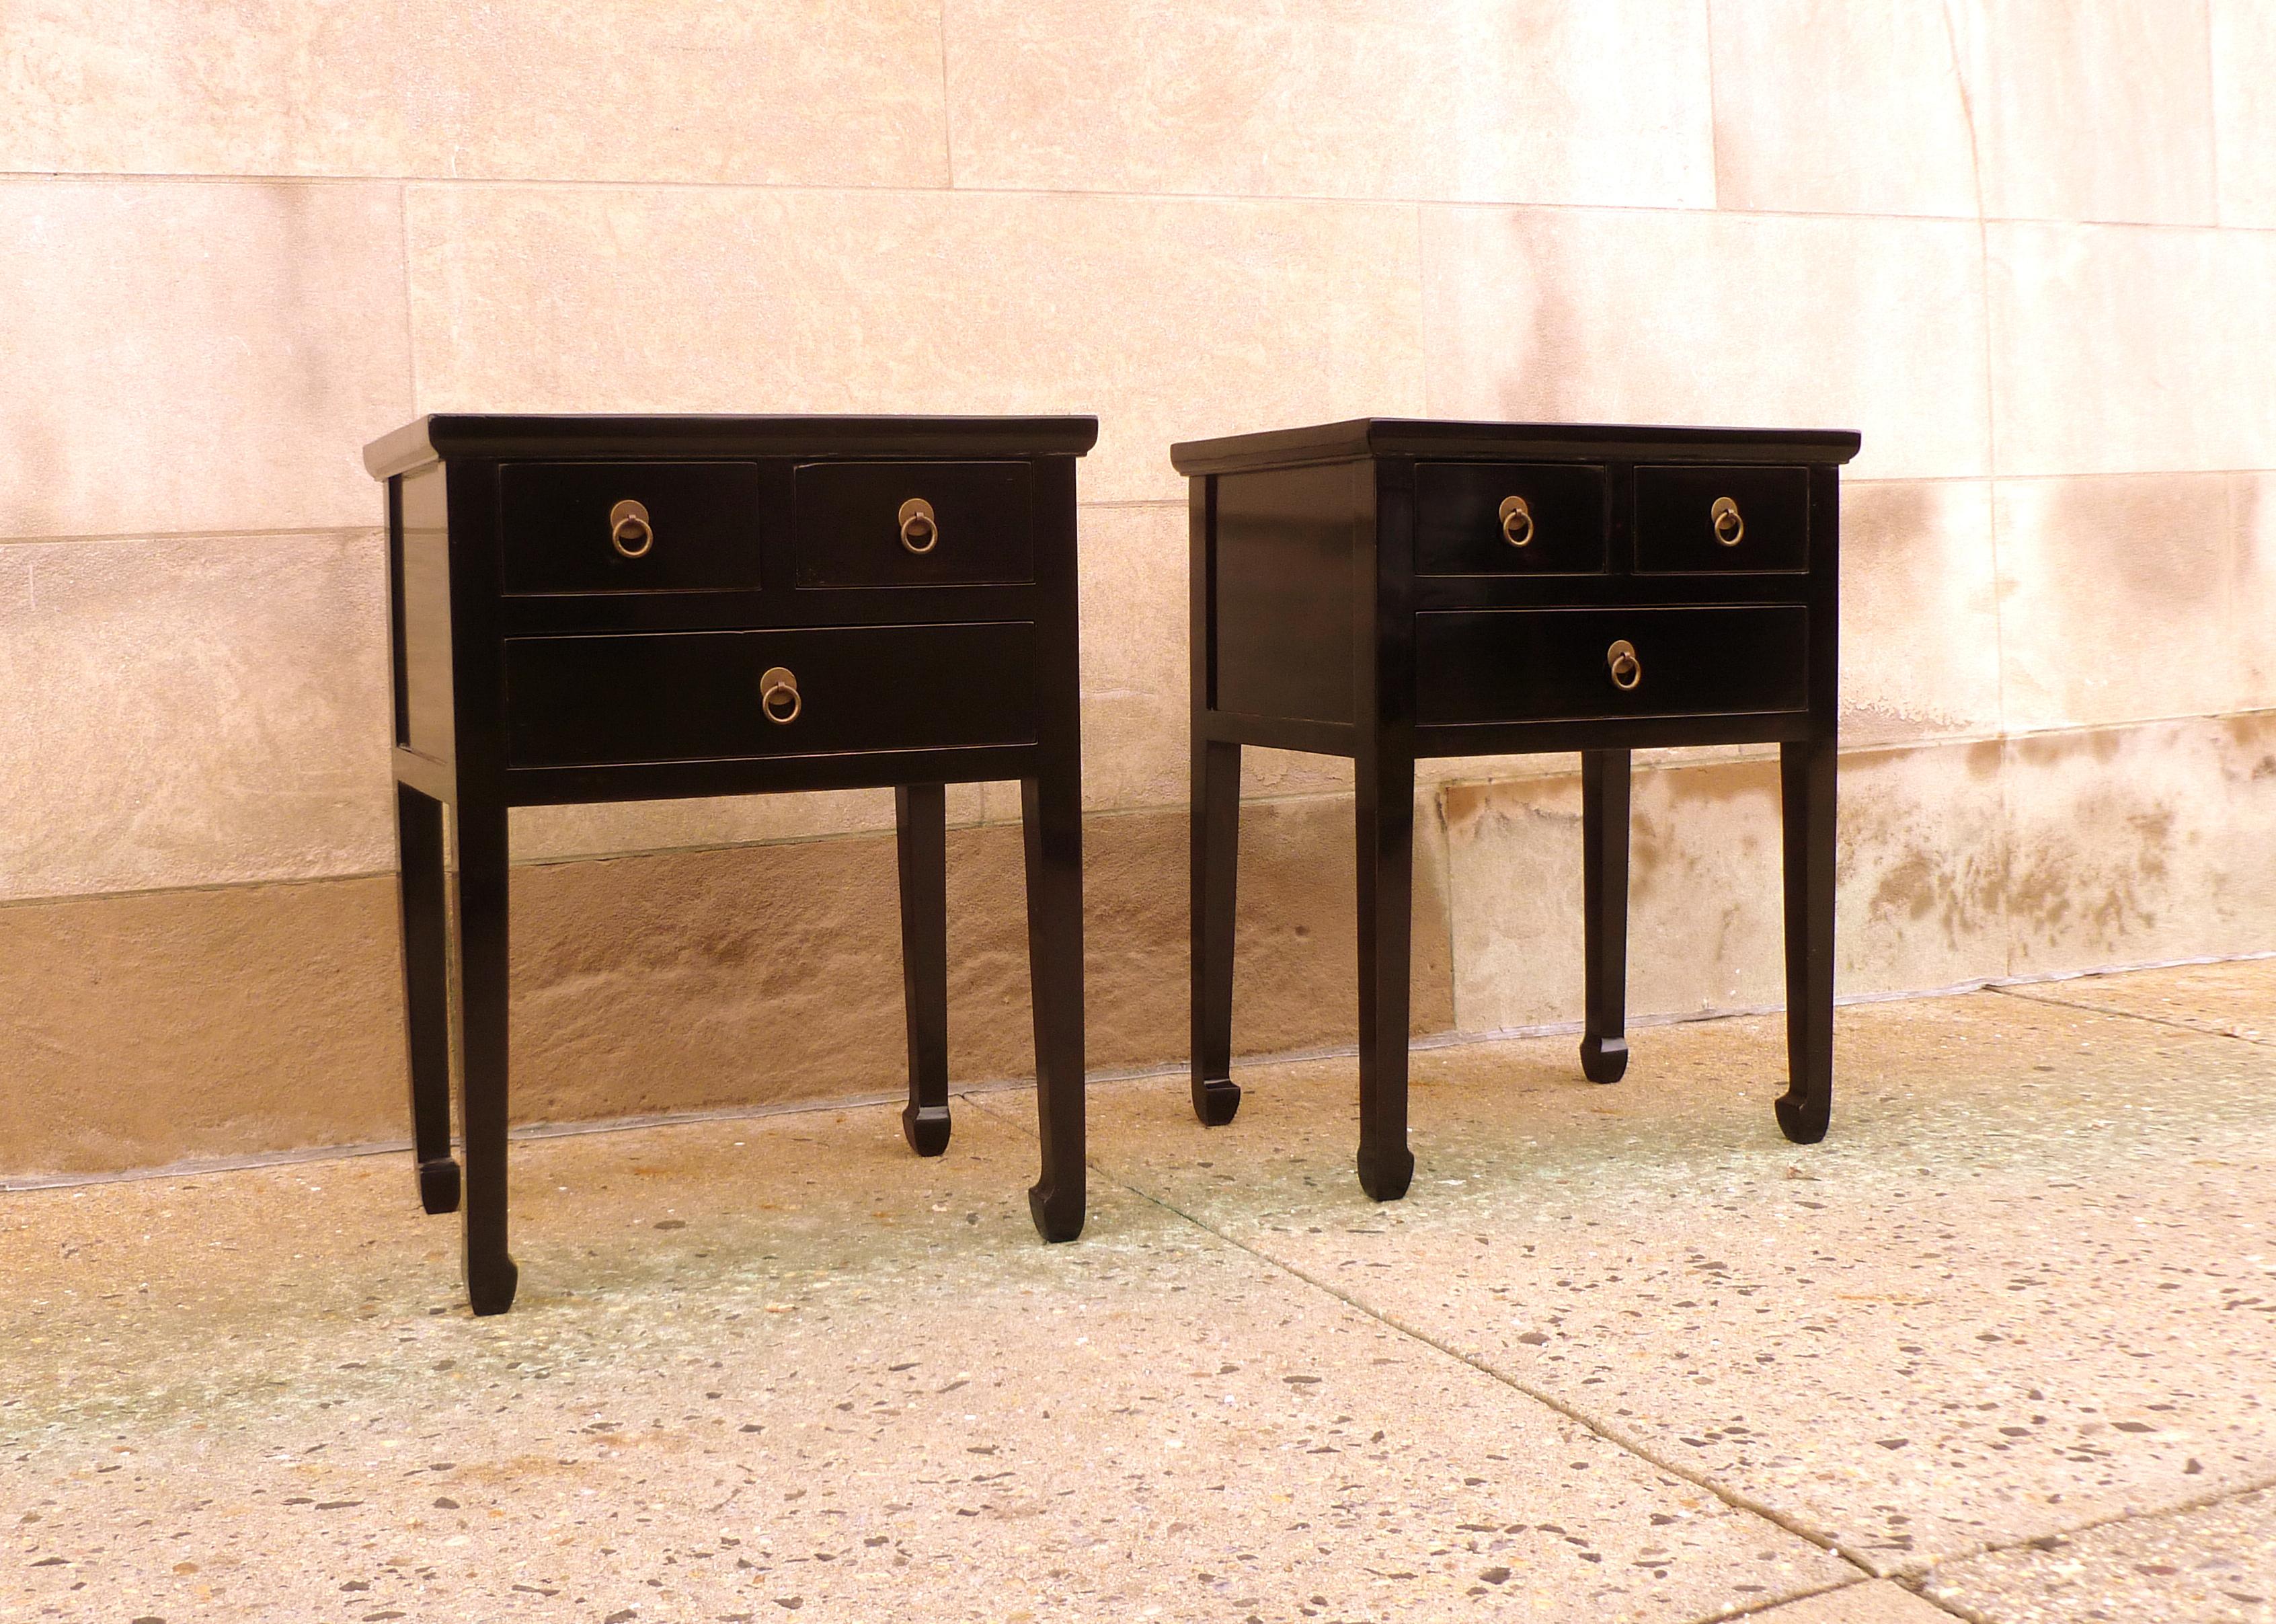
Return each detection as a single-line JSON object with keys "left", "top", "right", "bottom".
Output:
{"left": 1580, "top": 747, "right": 1633, "bottom": 1085}
{"left": 450, "top": 798, "right": 518, "bottom": 1314}
{"left": 894, "top": 783, "right": 952, "bottom": 1157}
{"left": 395, "top": 783, "right": 460, "bottom": 1214}
{"left": 1778, "top": 738, "right": 1837, "bottom": 1144}
{"left": 1021, "top": 771, "right": 1086, "bottom": 1242}
{"left": 1189, "top": 738, "right": 1243, "bottom": 1126}
{"left": 1355, "top": 750, "right": 1417, "bottom": 1202}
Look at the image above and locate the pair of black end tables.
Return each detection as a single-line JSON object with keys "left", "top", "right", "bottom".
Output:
{"left": 365, "top": 414, "right": 1859, "bottom": 1313}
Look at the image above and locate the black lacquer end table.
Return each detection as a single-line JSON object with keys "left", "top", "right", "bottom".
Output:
{"left": 1172, "top": 419, "right": 1861, "bottom": 1200}
{"left": 366, "top": 414, "right": 1097, "bottom": 1313}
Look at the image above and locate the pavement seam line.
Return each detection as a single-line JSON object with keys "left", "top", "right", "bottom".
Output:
{"left": 957, "top": 1093, "right": 1883, "bottom": 1598}
{"left": 1709, "top": 1576, "right": 1957, "bottom": 1623}
{"left": 968, "top": 1082, "right": 2276, "bottom": 1613}
{"left": 1895, "top": 1469, "right": 2276, "bottom": 1617}
{"left": 1897, "top": 1586, "right": 1994, "bottom": 1624}
{"left": 1102, "top": 1147, "right": 2276, "bottom": 1616}
{"left": 1110, "top": 1180, "right": 1890, "bottom": 1592}
{"left": 1986, "top": 982, "right": 2273, "bottom": 1048}
{"left": 1082, "top": 1142, "right": 2276, "bottom": 1617}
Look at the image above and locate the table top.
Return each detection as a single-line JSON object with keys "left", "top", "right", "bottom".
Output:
{"left": 365, "top": 414, "right": 1101, "bottom": 480}
{"left": 1169, "top": 418, "right": 1862, "bottom": 477}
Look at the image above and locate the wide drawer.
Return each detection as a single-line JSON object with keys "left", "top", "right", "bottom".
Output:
{"left": 500, "top": 461, "right": 765, "bottom": 594}
{"left": 795, "top": 461, "right": 1033, "bottom": 586}
{"left": 1415, "top": 606, "right": 1809, "bottom": 725}
{"left": 1634, "top": 465, "right": 1808, "bottom": 573}
{"left": 504, "top": 622, "right": 1038, "bottom": 768}
{"left": 1415, "top": 461, "right": 1606, "bottom": 576}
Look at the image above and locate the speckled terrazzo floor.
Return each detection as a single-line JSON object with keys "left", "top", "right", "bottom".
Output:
{"left": 5, "top": 964, "right": 2273, "bottom": 1623}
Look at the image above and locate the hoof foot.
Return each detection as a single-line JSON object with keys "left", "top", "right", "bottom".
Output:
{"left": 1028, "top": 1182, "right": 1084, "bottom": 1243}
{"left": 1192, "top": 1077, "right": 1242, "bottom": 1127}
{"left": 417, "top": 1157, "right": 461, "bottom": 1215}
{"left": 465, "top": 1254, "right": 519, "bottom": 1317}
{"left": 1579, "top": 1035, "right": 1629, "bottom": 1085}
{"left": 1775, "top": 1091, "right": 1830, "bottom": 1145}
{"left": 901, "top": 1102, "right": 951, "bottom": 1157}
{"left": 1356, "top": 1143, "right": 1415, "bottom": 1203}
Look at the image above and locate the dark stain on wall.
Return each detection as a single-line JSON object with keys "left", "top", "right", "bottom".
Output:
{"left": 2002, "top": 729, "right": 2183, "bottom": 952}
{"left": 1847, "top": 742, "right": 2006, "bottom": 955}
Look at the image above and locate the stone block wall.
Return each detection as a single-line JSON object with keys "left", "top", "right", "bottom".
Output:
{"left": 4, "top": 1, "right": 2271, "bottom": 1173}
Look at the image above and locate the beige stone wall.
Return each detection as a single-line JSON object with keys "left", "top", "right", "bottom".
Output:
{"left": 5, "top": 1, "right": 2272, "bottom": 1174}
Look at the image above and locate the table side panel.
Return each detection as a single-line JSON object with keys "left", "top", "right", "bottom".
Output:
{"left": 442, "top": 461, "right": 515, "bottom": 802}
{"left": 1211, "top": 461, "right": 1362, "bottom": 726}
{"left": 393, "top": 464, "right": 455, "bottom": 765}
{"left": 1806, "top": 463, "right": 1842, "bottom": 737}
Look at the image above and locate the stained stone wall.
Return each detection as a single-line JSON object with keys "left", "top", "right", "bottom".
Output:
{"left": 3, "top": 1, "right": 2273, "bottom": 1173}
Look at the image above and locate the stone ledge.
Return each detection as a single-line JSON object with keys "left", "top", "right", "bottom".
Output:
{"left": 0, "top": 796, "right": 1454, "bottom": 1178}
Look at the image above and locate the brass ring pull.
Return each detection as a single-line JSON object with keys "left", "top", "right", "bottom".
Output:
{"left": 1607, "top": 639, "right": 1641, "bottom": 692}
{"left": 759, "top": 665, "right": 801, "bottom": 725}
{"left": 1499, "top": 494, "right": 1534, "bottom": 548}
{"left": 609, "top": 499, "right": 654, "bottom": 559}
{"left": 1711, "top": 496, "right": 1743, "bottom": 547}
{"left": 898, "top": 497, "right": 938, "bottom": 555}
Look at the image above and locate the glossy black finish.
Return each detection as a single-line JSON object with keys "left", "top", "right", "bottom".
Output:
{"left": 1778, "top": 737, "right": 1839, "bottom": 1143}
{"left": 371, "top": 414, "right": 1097, "bottom": 1312}
{"left": 1414, "top": 605, "right": 1809, "bottom": 725}
{"left": 1211, "top": 463, "right": 1358, "bottom": 725}
{"left": 394, "top": 781, "right": 459, "bottom": 1213}
{"left": 896, "top": 783, "right": 951, "bottom": 1157}
{"left": 500, "top": 460, "right": 764, "bottom": 594}
{"left": 1175, "top": 418, "right": 1858, "bottom": 1197}
{"left": 1415, "top": 461, "right": 1607, "bottom": 576}
{"left": 795, "top": 461, "right": 1033, "bottom": 586}
{"left": 502, "top": 622, "right": 1038, "bottom": 767}
{"left": 1634, "top": 465, "right": 1810, "bottom": 574}
{"left": 455, "top": 798, "right": 516, "bottom": 1317}
{"left": 1580, "top": 747, "right": 1632, "bottom": 1086}
{"left": 1021, "top": 769, "right": 1087, "bottom": 1241}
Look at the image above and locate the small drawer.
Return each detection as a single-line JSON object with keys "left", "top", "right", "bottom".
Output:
{"left": 1415, "top": 605, "right": 1809, "bottom": 726}
{"left": 504, "top": 622, "right": 1037, "bottom": 769}
{"left": 500, "top": 461, "right": 764, "bottom": 594}
{"left": 1634, "top": 465, "right": 1809, "bottom": 573}
{"left": 795, "top": 461, "right": 1033, "bottom": 586}
{"left": 1415, "top": 461, "right": 1607, "bottom": 576}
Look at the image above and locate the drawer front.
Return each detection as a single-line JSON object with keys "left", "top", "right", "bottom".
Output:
{"left": 1415, "top": 461, "right": 1607, "bottom": 575}
{"left": 500, "top": 461, "right": 765, "bottom": 594}
{"left": 505, "top": 622, "right": 1037, "bottom": 768}
{"left": 1415, "top": 606, "right": 1809, "bottom": 725}
{"left": 795, "top": 461, "right": 1033, "bottom": 586}
{"left": 1634, "top": 465, "right": 1809, "bottom": 573}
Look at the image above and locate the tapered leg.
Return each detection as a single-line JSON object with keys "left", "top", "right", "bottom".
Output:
{"left": 1778, "top": 738, "right": 1838, "bottom": 1145}
{"left": 450, "top": 798, "right": 518, "bottom": 1314}
{"left": 895, "top": 783, "right": 951, "bottom": 1157}
{"left": 395, "top": 783, "right": 460, "bottom": 1214}
{"left": 1355, "top": 750, "right": 1417, "bottom": 1202}
{"left": 1579, "top": 748, "right": 1633, "bottom": 1085}
{"left": 1021, "top": 773, "right": 1086, "bottom": 1241}
{"left": 1189, "top": 738, "right": 1243, "bottom": 1126}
